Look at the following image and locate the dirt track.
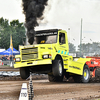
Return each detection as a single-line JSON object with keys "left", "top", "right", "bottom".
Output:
{"left": 0, "top": 79, "right": 100, "bottom": 100}
{"left": 0, "top": 66, "right": 100, "bottom": 100}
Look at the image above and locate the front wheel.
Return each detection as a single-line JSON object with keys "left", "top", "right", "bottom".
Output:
{"left": 52, "top": 60, "right": 63, "bottom": 77}
{"left": 48, "top": 59, "right": 64, "bottom": 82}
{"left": 20, "top": 67, "right": 30, "bottom": 79}
{"left": 73, "top": 65, "right": 90, "bottom": 83}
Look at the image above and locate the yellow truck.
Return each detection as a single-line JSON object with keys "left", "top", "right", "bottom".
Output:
{"left": 14, "top": 29, "right": 91, "bottom": 83}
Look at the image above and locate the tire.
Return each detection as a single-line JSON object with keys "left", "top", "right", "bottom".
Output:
{"left": 48, "top": 74, "right": 63, "bottom": 82}
{"left": 52, "top": 60, "right": 63, "bottom": 77}
{"left": 20, "top": 67, "right": 30, "bottom": 79}
{"left": 48, "top": 59, "right": 64, "bottom": 82}
{"left": 73, "top": 65, "right": 90, "bottom": 83}
{"left": 95, "top": 69, "right": 100, "bottom": 77}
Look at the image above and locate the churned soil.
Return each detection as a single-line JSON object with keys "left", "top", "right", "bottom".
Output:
{"left": 0, "top": 79, "right": 100, "bottom": 100}
{"left": 0, "top": 65, "right": 100, "bottom": 100}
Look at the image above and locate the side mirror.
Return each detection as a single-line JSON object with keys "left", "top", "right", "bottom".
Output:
{"left": 59, "top": 43, "right": 63, "bottom": 45}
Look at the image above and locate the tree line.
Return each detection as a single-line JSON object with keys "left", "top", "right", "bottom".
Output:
{"left": 69, "top": 42, "right": 100, "bottom": 55}
{"left": 0, "top": 17, "right": 25, "bottom": 50}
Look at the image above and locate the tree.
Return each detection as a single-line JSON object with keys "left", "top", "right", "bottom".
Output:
{"left": 10, "top": 20, "right": 26, "bottom": 50}
{"left": 0, "top": 17, "right": 25, "bottom": 50}
{"left": 78, "top": 42, "right": 100, "bottom": 56}
{"left": 69, "top": 43, "right": 76, "bottom": 53}
{"left": 0, "top": 17, "right": 10, "bottom": 49}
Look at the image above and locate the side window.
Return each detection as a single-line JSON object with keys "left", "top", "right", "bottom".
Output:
{"left": 59, "top": 33, "right": 65, "bottom": 44}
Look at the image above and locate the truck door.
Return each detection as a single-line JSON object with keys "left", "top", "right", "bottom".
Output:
{"left": 57, "top": 32, "right": 68, "bottom": 55}
{"left": 57, "top": 32, "right": 69, "bottom": 69}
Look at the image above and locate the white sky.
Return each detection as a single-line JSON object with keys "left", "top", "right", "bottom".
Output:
{"left": 0, "top": 0, "right": 100, "bottom": 49}
{"left": 0, "top": 0, "right": 24, "bottom": 22}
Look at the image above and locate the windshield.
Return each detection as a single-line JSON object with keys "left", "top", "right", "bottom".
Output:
{"left": 33, "top": 35, "right": 57, "bottom": 44}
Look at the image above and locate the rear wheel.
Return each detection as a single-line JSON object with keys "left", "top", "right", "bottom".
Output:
{"left": 73, "top": 65, "right": 90, "bottom": 83}
{"left": 20, "top": 67, "right": 30, "bottom": 79}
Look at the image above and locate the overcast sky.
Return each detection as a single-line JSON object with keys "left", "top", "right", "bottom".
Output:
{"left": 0, "top": 0, "right": 24, "bottom": 22}
{"left": 0, "top": 0, "right": 100, "bottom": 48}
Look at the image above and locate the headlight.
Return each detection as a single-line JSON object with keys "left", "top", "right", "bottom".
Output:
{"left": 42, "top": 54, "right": 52, "bottom": 59}
{"left": 15, "top": 57, "right": 21, "bottom": 62}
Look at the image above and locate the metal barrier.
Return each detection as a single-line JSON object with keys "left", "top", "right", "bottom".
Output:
{"left": 2, "top": 60, "right": 14, "bottom": 66}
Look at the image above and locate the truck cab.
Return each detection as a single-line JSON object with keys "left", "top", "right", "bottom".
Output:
{"left": 14, "top": 29, "right": 91, "bottom": 83}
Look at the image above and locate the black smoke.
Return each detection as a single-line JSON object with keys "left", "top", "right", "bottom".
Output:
{"left": 22, "top": 0, "right": 48, "bottom": 44}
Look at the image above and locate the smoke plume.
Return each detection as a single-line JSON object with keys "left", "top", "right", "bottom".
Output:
{"left": 22, "top": 0, "right": 48, "bottom": 44}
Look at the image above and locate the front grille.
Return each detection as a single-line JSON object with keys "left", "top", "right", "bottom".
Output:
{"left": 22, "top": 53, "right": 38, "bottom": 60}
{"left": 22, "top": 48, "right": 38, "bottom": 54}
{"left": 21, "top": 47, "right": 38, "bottom": 61}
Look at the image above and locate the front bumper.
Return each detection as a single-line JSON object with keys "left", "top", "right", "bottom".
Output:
{"left": 14, "top": 59, "right": 52, "bottom": 68}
